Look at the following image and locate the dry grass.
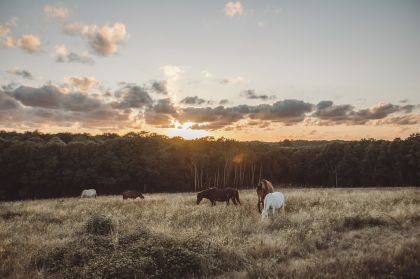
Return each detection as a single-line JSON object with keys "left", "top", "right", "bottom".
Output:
{"left": 0, "top": 188, "right": 419, "bottom": 278}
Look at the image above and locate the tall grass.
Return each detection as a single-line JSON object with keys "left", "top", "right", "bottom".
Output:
{"left": 0, "top": 188, "right": 419, "bottom": 278}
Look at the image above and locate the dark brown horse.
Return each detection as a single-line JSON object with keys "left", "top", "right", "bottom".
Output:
{"left": 122, "top": 190, "right": 145, "bottom": 200}
{"left": 196, "top": 187, "right": 241, "bottom": 206}
{"left": 256, "top": 179, "right": 274, "bottom": 212}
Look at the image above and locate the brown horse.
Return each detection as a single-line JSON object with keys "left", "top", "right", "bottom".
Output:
{"left": 122, "top": 190, "right": 145, "bottom": 200}
{"left": 256, "top": 179, "right": 274, "bottom": 212}
{"left": 196, "top": 187, "right": 241, "bottom": 206}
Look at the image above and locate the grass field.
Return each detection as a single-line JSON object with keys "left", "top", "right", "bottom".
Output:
{"left": 0, "top": 188, "right": 419, "bottom": 278}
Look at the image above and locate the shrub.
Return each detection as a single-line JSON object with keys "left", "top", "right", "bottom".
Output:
{"left": 84, "top": 214, "right": 114, "bottom": 236}
{"left": 33, "top": 228, "right": 243, "bottom": 278}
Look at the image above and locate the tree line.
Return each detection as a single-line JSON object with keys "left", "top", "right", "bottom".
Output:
{"left": 0, "top": 130, "right": 419, "bottom": 201}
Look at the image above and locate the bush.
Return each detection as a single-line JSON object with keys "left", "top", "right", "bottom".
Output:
{"left": 84, "top": 214, "right": 114, "bottom": 236}
{"left": 33, "top": 228, "right": 243, "bottom": 278}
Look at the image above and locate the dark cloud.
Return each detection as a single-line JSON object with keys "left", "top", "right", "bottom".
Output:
{"left": 312, "top": 101, "right": 354, "bottom": 123}
{"left": 219, "top": 99, "right": 229, "bottom": 105}
{"left": 353, "top": 103, "right": 400, "bottom": 122}
{"left": 151, "top": 81, "right": 168, "bottom": 95}
{"left": 312, "top": 101, "right": 417, "bottom": 125}
{"left": 249, "top": 99, "right": 313, "bottom": 123}
{"left": 7, "top": 68, "right": 33, "bottom": 79}
{"left": 0, "top": 86, "right": 133, "bottom": 130}
{"left": 144, "top": 111, "right": 173, "bottom": 127}
{"left": 17, "top": 88, "right": 91, "bottom": 113}
{"left": 0, "top": 91, "right": 21, "bottom": 109}
{"left": 7, "top": 85, "right": 102, "bottom": 112}
{"left": 178, "top": 106, "right": 244, "bottom": 130}
{"left": 241, "top": 89, "right": 274, "bottom": 100}
{"left": 151, "top": 98, "right": 177, "bottom": 114}
{"left": 113, "top": 85, "right": 153, "bottom": 109}
{"left": 180, "top": 96, "right": 209, "bottom": 105}
{"left": 64, "top": 52, "right": 94, "bottom": 64}
{"left": 1, "top": 82, "right": 419, "bottom": 132}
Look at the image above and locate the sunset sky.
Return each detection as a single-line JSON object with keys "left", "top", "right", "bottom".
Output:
{"left": 0, "top": 0, "right": 419, "bottom": 141}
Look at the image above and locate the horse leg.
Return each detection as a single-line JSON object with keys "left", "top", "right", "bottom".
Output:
{"left": 236, "top": 192, "right": 241, "bottom": 205}
{"left": 226, "top": 199, "right": 230, "bottom": 206}
{"left": 232, "top": 198, "right": 237, "bottom": 205}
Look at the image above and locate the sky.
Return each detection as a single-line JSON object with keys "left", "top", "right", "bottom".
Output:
{"left": 0, "top": 0, "right": 419, "bottom": 141}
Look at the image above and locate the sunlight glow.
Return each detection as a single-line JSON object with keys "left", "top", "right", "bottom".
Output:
{"left": 167, "top": 121, "right": 209, "bottom": 139}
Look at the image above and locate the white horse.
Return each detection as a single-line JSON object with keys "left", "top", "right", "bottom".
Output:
{"left": 81, "top": 189, "right": 97, "bottom": 198}
{"left": 261, "top": 192, "right": 285, "bottom": 219}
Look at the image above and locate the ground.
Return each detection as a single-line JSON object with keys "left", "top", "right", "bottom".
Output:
{"left": 0, "top": 188, "right": 419, "bottom": 278}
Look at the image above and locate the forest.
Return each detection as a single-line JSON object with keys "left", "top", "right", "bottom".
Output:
{"left": 0, "top": 130, "right": 419, "bottom": 201}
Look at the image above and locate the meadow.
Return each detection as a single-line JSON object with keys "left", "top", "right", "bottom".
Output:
{"left": 0, "top": 188, "right": 419, "bottom": 278}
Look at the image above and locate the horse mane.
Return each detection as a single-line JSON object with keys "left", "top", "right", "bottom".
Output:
{"left": 264, "top": 179, "right": 274, "bottom": 192}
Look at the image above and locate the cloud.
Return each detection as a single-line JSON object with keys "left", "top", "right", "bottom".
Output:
{"left": 249, "top": 99, "right": 314, "bottom": 123}
{"left": 219, "top": 99, "right": 229, "bottom": 105}
{"left": 63, "top": 22, "right": 128, "bottom": 56}
{"left": 225, "top": 2, "right": 244, "bottom": 17}
{"left": 2, "top": 80, "right": 418, "bottom": 133}
{"left": 0, "top": 85, "right": 135, "bottom": 130}
{"left": 43, "top": 4, "right": 70, "bottom": 19}
{"left": 113, "top": 85, "right": 153, "bottom": 109}
{"left": 16, "top": 34, "right": 41, "bottom": 53}
{"left": 7, "top": 85, "right": 102, "bottom": 112}
{"left": 174, "top": 99, "right": 313, "bottom": 130}
{"left": 7, "top": 68, "right": 33, "bottom": 79}
{"left": 0, "top": 17, "right": 18, "bottom": 48}
{"left": 64, "top": 76, "right": 97, "bottom": 92}
{"left": 150, "top": 80, "right": 168, "bottom": 95}
{"left": 219, "top": 76, "right": 244, "bottom": 85}
{"left": 151, "top": 98, "right": 177, "bottom": 114}
{"left": 178, "top": 106, "right": 244, "bottom": 130}
{"left": 54, "top": 44, "right": 94, "bottom": 64}
{"left": 0, "top": 90, "right": 21, "bottom": 110}
{"left": 312, "top": 101, "right": 418, "bottom": 125}
{"left": 161, "top": 65, "right": 184, "bottom": 81}
{"left": 374, "top": 114, "right": 420, "bottom": 125}
{"left": 144, "top": 111, "right": 173, "bottom": 127}
{"left": 241, "top": 89, "right": 275, "bottom": 100}
{"left": 180, "top": 96, "right": 209, "bottom": 105}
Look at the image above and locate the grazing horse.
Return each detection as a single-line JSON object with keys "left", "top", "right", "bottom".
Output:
{"left": 122, "top": 190, "right": 145, "bottom": 200}
{"left": 256, "top": 179, "right": 274, "bottom": 213}
{"left": 196, "top": 187, "right": 241, "bottom": 206}
{"left": 261, "top": 192, "right": 285, "bottom": 219}
{"left": 81, "top": 189, "right": 97, "bottom": 198}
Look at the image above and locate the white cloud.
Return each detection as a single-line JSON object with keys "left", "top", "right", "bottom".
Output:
{"left": 63, "top": 22, "right": 129, "bottom": 56}
{"left": 16, "top": 34, "right": 41, "bottom": 53}
{"left": 43, "top": 4, "right": 70, "bottom": 19}
{"left": 225, "top": 2, "right": 244, "bottom": 17}
{"left": 64, "top": 76, "right": 97, "bottom": 92}
{"left": 161, "top": 65, "right": 184, "bottom": 81}
{"left": 0, "top": 17, "right": 18, "bottom": 48}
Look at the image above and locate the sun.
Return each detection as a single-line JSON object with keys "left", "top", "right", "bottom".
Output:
{"left": 166, "top": 121, "right": 209, "bottom": 139}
